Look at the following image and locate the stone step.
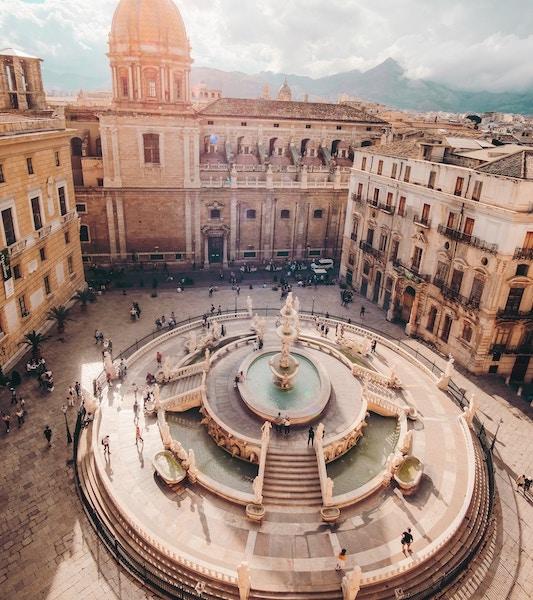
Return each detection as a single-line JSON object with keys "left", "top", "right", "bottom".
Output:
{"left": 262, "top": 489, "right": 323, "bottom": 500}
{"left": 264, "top": 465, "right": 319, "bottom": 476}
{"left": 262, "top": 482, "right": 322, "bottom": 494}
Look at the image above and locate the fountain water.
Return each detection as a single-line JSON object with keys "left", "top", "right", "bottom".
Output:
{"left": 269, "top": 292, "right": 300, "bottom": 389}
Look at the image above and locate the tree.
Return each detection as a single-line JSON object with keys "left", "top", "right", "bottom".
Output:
{"left": 75, "top": 288, "right": 95, "bottom": 310}
{"left": 21, "top": 330, "right": 48, "bottom": 360}
{"left": 48, "top": 305, "right": 72, "bottom": 334}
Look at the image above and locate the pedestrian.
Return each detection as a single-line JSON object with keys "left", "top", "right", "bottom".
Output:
{"left": 156, "top": 351, "right": 162, "bottom": 367}
{"left": 19, "top": 398, "right": 26, "bottom": 416}
{"left": 253, "top": 339, "right": 258, "bottom": 352}
{"left": 401, "top": 528, "right": 414, "bottom": 554}
{"left": 134, "top": 302, "right": 141, "bottom": 318}
{"left": 371, "top": 340, "right": 377, "bottom": 353}
{"left": 239, "top": 370, "right": 245, "bottom": 382}
{"left": 74, "top": 381, "right": 81, "bottom": 398}
{"left": 307, "top": 426, "right": 315, "bottom": 446}
{"left": 283, "top": 416, "right": 291, "bottom": 435}
{"left": 94, "top": 329, "right": 101, "bottom": 344}
{"left": 102, "top": 435, "right": 110, "bottom": 456}
{"left": 234, "top": 375, "right": 240, "bottom": 389}
{"left": 236, "top": 285, "right": 240, "bottom": 296}
{"left": 275, "top": 412, "right": 283, "bottom": 433}
{"left": 325, "top": 326, "right": 329, "bottom": 337}
{"left": 221, "top": 324, "right": 226, "bottom": 337}
{"left": 210, "top": 304, "right": 215, "bottom": 314}
{"left": 135, "top": 424, "right": 144, "bottom": 447}
{"left": 133, "top": 398, "right": 139, "bottom": 423}
{"left": 516, "top": 473, "right": 526, "bottom": 491}
{"left": 43, "top": 425, "right": 52, "bottom": 448}
{"left": 335, "top": 323, "right": 339, "bottom": 335}
{"left": 208, "top": 286, "right": 213, "bottom": 297}
{"left": 67, "top": 386, "right": 75, "bottom": 407}
{"left": 10, "top": 386, "right": 16, "bottom": 405}
{"left": 2, "top": 412, "right": 10, "bottom": 433}
{"left": 217, "top": 305, "right": 222, "bottom": 316}
{"left": 335, "top": 548, "right": 347, "bottom": 571}
{"left": 360, "top": 306, "right": 366, "bottom": 319}
{"left": 525, "top": 478, "right": 532, "bottom": 495}
{"left": 16, "top": 407, "right": 24, "bottom": 427}
{"left": 61, "top": 404, "right": 68, "bottom": 415}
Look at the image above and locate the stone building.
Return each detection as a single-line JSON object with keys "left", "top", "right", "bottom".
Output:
{"left": 0, "top": 52, "right": 84, "bottom": 369}
{"left": 68, "top": 0, "right": 389, "bottom": 268}
{"left": 340, "top": 138, "right": 533, "bottom": 382}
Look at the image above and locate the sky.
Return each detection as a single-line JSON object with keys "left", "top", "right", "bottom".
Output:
{"left": 1, "top": 0, "right": 533, "bottom": 92}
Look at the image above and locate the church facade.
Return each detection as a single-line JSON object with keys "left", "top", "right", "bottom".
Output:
{"left": 68, "top": 0, "right": 390, "bottom": 269}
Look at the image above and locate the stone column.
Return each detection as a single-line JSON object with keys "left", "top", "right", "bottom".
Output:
{"left": 194, "top": 193, "right": 202, "bottom": 266}
{"left": 405, "top": 291, "right": 420, "bottom": 336}
{"left": 115, "top": 197, "right": 127, "bottom": 258}
{"left": 230, "top": 193, "right": 237, "bottom": 262}
{"left": 106, "top": 197, "right": 117, "bottom": 257}
{"left": 204, "top": 235, "right": 209, "bottom": 269}
{"left": 110, "top": 126, "right": 121, "bottom": 186}
{"left": 223, "top": 235, "right": 229, "bottom": 268}
{"left": 185, "top": 192, "right": 193, "bottom": 262}
{"left": 111, "top": 67, "right": 118, "bottom": 99}
{"left": 135, "top": 65, "right": 142, "bottom": 99}
{"left": 183, "top": 133, "right": 191, "bottom": 185}
{"left": 192, "top": 131, "right": 200, "bottom": 186}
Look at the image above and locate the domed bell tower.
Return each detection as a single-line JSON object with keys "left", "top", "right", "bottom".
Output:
{"left": 108, "top": 0, "right": 192, "bottom": 111}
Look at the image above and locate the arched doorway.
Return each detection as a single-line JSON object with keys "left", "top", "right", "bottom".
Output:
{"left": 331, "top": 139, "right": 341, "bottom": 157}
{"left": 400, "top": 286, "right": 416, "bottom": 323}
{"left": 300, "top": 138, "right": 310, "bottom": 157}
{"left": 373, "top": 271, "right": 382, "bottom": 303}
{"left": 269, "top": 137, "right": 277, "bottom": 157}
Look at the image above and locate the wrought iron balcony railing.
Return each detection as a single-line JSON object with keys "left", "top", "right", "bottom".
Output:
{"left": 393, "top": 259, "right": 430, "bottom": 283}
{"left": 413, "top": 214, "right": 431, "bottom": 228}
{"left": 513, "top": 247, "right": 533, "bottom": 260}
{"left": 437, "top": 224, "right": 498, "bottom": 254}
{"left": 359, "top": 240, "right": 384, "bottom": 260}
{"left": 497, "top": 308, "right": 533, "bottom": 319}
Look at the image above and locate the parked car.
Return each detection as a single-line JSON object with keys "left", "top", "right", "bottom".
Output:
{"left": 311, "top": 258, "right": 334, "bottom": 272}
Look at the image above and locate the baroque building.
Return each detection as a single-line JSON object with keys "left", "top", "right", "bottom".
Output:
{"left": 68, "top": 0, "right": 389, "bottom": 268}
{"left": 0, "top": 50, "right": 84, "bottom": 368}
{"left": 340, "top": 138, "right": 533, "bottom": 382}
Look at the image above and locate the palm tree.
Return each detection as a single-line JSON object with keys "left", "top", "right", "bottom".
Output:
{"left": 21, "top": 330, "right": 48, "bottom": 360}
{"left": 75, "top": 288, "right": 95, "bottom": 310}
{"left": 48, "top": 305, "right": 71, "bottom": 334}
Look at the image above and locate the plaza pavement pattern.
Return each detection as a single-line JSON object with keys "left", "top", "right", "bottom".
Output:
{"left": 0, "top": 282, "right": 531, "bottom": 599}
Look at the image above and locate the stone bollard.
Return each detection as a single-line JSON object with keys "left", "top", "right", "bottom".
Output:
{"left": 237, "top": 562, "right": 251, "bottom": 600}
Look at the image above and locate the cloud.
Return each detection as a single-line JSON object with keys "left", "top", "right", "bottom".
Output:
{"left": 1, "top": 0, "right": 533, "bottom": 92}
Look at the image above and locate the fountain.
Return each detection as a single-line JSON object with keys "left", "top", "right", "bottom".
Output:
{"left": 269, "top": 292, "right": 300, "bottom": 390}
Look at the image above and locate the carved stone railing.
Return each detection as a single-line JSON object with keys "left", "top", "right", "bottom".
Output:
{"left": 36, "top": 224, "right": 52, "bottom": 241}
{"left": 157, "top": 357, "right": 209, "bottom": 385}
{"left": 7, "top": 238, "right": 27, "bottom": 257}
{"left": 160, "top": 375, "right": 206, "bottom": 413}
{"left": 251, "top": 422, "right": 271, "bottom": 505}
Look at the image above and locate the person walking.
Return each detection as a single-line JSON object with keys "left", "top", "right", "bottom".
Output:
{"left": 2, "top": 412, "right": 10, "bottom": 433}
{"left": 133, "top": 398, "right": 139, "bottom": 423}
{"left": 275, "top": 412, "right": 283, "bottom": 434}
{"left": 524, "top": 477, "right": 532, "bottom": 495}
{"left": 156, "top": 351, "right": 162, "bottom": 367}
{"left": 371, "top": 340, "right": 377, "bottom": 353}
{"left": 102, "top": 435, "right": 111, "bottom": 457}
{"left": 135, "top": 424, "right": 144, "bottom": 447}
{"left": 210, "top": 304, "right": 215, "bottom": 314}
{"left": 221, "top": 324, "right": 226, "bottom": 337}
{"left": 217, "top": 305, "right": 222, "bottom": 316}
{"left": 360, "top": 306, "right": 366, "bottom": 319}
{"left": 283, "top": 416, "right": 291, "bottom": 435}
{"left": 67, "top": 387, "right": 75, "bottom": 407}
{"left": 74, "top": 381, "right": 81, "bottom": 399}
{"left": 516, "top": 473, "right": 526, "bottom": 492}
{"left": 307, "top": 426, "right": 315, "bottom": 446}
{"left": 15, "top": 407, "right": 24, "bottom": 428}
{"left": 10, "top": 386, "right": 17, "bottom": 405}
{"left": 335, "top": 548, "right": 347, "bottom": 571}
{"left": 401, "top": 528, "right": 414, "bottom": 554}
{"left": 43, "top": 425, "right": 52, "bottom": 448}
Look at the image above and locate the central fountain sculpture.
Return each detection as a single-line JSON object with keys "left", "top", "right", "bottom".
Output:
{"left": 269, "top": 292, "right": 300, "bottom": 390}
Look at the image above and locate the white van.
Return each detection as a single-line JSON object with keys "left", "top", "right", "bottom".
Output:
{"left": 311, "top": 258, "right": 334, "bottom": 272}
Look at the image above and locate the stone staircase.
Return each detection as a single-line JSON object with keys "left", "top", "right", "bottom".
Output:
{"left": 262, "top": 446, "right": 323, "bottom": 506}
{"left": 160, "top": 373, "right": 203, "bottom": 399}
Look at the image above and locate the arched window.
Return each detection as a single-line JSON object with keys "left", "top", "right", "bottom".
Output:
{"left": 280, "top": 209, "right": 290, "bottom": 219}
{"left": 246, "top": 209, "right": 256, "bottom": 219}
{"left": 426, "top": 306, "right": 437, "bottom": 333}
{"left": 462, "top": 322, "right": 473, "bottom": 343}
{"left": 70, "top": 138, "right": 83, "bottom": 157}
{"left": 143, "top": 134, "right": 160, "bottom": 164}
{"left": 313, "top": 209, "right": 323, "bottom": 219}
{"left": 143, "top": 69, "right": 158, "bottom": 99}
{"left": 79, "top": 225, "right": 90, "bottom": 243}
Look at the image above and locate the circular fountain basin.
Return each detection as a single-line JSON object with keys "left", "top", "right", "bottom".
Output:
{"left": 238, "top": 348, "right": 331, "bottom": 424}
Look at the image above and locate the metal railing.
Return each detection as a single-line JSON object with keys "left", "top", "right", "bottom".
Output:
{"left": 72, "top": 308, "right": 496, "bottom": 600}
{"left": 378, "top": 203, "right": 395, "bottom": 215}
{"left": 393, "top": 259, "right": 430, "bottom": 283}
{"left": 497, "top": 308, "right": 533, "bottom": 319}
{"left": 359, "top": 240, "right": 384, "bottom": 260}
{"left": 513, "top": 247, "right": 533, "bottom": 260}
{"left": 413, "top": 214, "right": 431, "bottom": 228}
{"left": 437, "top": 224, "right": 498, "bottom": 254}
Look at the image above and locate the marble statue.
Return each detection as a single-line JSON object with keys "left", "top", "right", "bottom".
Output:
{"left": 251, "top": 314, "right": 267, "bottom": 341}
{"left": 246, "top": 296, "right": 253, "bottom": 318}
{"left": 316, "top": 422, "right": 325, "bottom": 444}
{"left": 400, "top": 430, "right": 413, "bottom": 455}
{"left": 212, "top": 319, "right": 222, "bottom": 340}
{"left": 342, "top": 566, "right": 362, "bottom": 600}
{"left": 186, "top": 449, "right": 199, "bottom": 483}
{"left": 237, "top": 562, "right": 251, "bottom": 600}
{"left": 463, "top": 393, "right": 477, "bottom": 428}
{"left": 185, "top": 330, "right": 197, "bottom": 354}
{"left": 437, "top": 354, "right": 455, "bottom": 391}
{"left": 261, "top": 420, "right": 272, "bottom": 440}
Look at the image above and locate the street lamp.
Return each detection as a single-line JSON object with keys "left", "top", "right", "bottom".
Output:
{"left": 234, "top": 295, "right": 237, "bottom": 315}
{"left": 491, "top": 418, "right": 503, "bottom": 452}
{"left": 64, "top": 412, "right": 72, "bottom": 444}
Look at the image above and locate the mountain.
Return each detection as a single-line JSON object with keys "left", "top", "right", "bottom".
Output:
{"left": 191, "top": 59, "right": 533, "bottom": 115}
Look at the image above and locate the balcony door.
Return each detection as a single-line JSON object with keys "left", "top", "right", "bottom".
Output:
{"left": 504, "top": 287, "right": 524, "bottom": 313}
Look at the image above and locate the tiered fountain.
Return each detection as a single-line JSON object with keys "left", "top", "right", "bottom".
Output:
{"left": 269, "top": 293, "right": 300, "bottom": 390}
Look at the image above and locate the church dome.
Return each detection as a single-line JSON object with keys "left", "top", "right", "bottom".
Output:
{"left": 277, "top": 79, "right": 292, "bottom": 102}
{"left": 110, "top": 0, "right": 190, "bottom": 59}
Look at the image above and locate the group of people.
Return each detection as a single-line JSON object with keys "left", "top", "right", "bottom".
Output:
{"left": 38, "top": 369, "right": 54, "bottom": 393}
{"left": 516, "top": 474, "right": 532, "bottom": 495}
{"left": 129, "top": 302, "right": 142, "bottom": 321}
{"left": 252, "top": 337, "right": 264, "bottom": 352}
{"left": 1, "top": 389, "right": 26, "bottom": 433}
{"left": 155, "top": 312, "right": 177, "bottom": 330}
{"left": 25, "top": 357, "right": 47, "bottom": 376}
{"left": 274, "top": 412, "right": 291, "bottom": 435}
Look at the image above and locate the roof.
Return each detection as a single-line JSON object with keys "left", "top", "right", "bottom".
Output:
{"left": 0, "top": 47, "right": 40, "bottom": 60}
{"left": 358, "top": 139, "right": 423, "bottom": 159}
{"left": 454, "top": 144, "right": 533, "bottom": 163}
{"left": 198, "top": 98, "right": 387, "bottom": 124}
{"left": 477, "top": 149, "right": 533, "bottom": 179}
{"left": 443, "top": 136, "right": 493, "bottom": 150}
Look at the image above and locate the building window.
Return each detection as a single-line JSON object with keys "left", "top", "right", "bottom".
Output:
{"left": 356, "top": 182, "right": 363, "bottom": 199}
{"left": 391, "top": 163, "right": 397, "bottom": 179}
{"left": 306, "top": 124, "right": 311, "bottom": 129}
{"left": 120, "top": 76, "right": 128, "bottom": 97}
{"left": 1, "top": 207, "right": 16, "bottom": 246}
{"left": 67, "top": 255, "right": 74, "bottom": 275}
{"left": 175, "top": 253, "right": 183, "bottom": 260}
{"left": 13, "top": 264, "right": 21, "bottom": 280}
{"left": 472, "top": 180, "right": 483, "bottom": 201}
{"left": 18, "top": 295, "right": 28, "bottom": 318}
{"left": 361, "top": 157, "right": 367, "bottom": 171}
{"left": 398, "top": 196, "right": 406, "bottom": 216}
{"left": 27, "top": 157, "right": 34, "bottom": 175}
{"left": 64, "top": 231, "right": 70, "bottom": 245}
{"left": 463, "top": 217, "right": 475, "bottom": 239}
{"left": 173, "top": 76, "right": 181, "bottom": 99}
{"left": 434, "top": 261, "right": 449, "bottom": 285}
{"left": 143, "top": 134, "right": 160, "bottom": 164}
{"left": 462, "top": 322, "right": 473, "bottom": 343}
{"left": 273, "top": 123, "right": 280, "bottom": 128}
{"left": 55, "top": 151, "right": 60, "bottom": 167}
{"left": 366, "top": 228, "right": 374, "bottom": 245}
{"left": 241, "top": 122, "right": 247, "bottom": 127}
{"left": 450, "top": 268, "right": 463, "bottom": 293}
{"left": 58, "top": 186, "right": 67, "bottom": 216}
{"left": 246, "top": 209, "right": 256, "bottom": 219}
{"left": 426, "top": 306, "right": 437, "bottom": 333}
{"left": 348, "top": 253, "right": 355, "bottom": 266}
{"left": 0, "top": 164, "right": 4, "bottom": 183}
{"left": 377, "top": 160, "right": 383, "bottom": 175}
{"left": 386, "top": 192, "right": 393, "bottom": 208}
{"left": 280, "top": 209, "right": 290, "bottom": 219}
{"left": 30, "top": 196, "right": 43, "bottom": 230}
{"left": 411, "top": 246, "right": 423, "bottom": 271}
{"left": 210, "top": 209, "right": 221, "bottom": 219}
{"left": 404, "top": 166, "right": 411, "bottom": 183}
{"left": 80, "top": 225, "right": 90, "bottom": 242}
{"left": 39, "top": 247, "right": 46, "bottom": 261}
{"left": 336, "top": 125, "right": 342, "bottom": 131}
{"left": 504, "top": 287, "right": 524, "bottom": 313}
{"left": 390, "top": 239, "right": 399, "bottom": 263}
{"left": 207, "top": 120, "right": 214, "bottom": 125}
{"left": 441, "top": 314, "right": 452, "bottom": 342}
{"left": 97, "top": 178, "right": 104, "bottom": 187}
{"left": 379, "top": 234, "right": 388, "bottom": 252}
{"left": 277, "top": 250, "right": 289, "bottom": 257}
{"left": 76, "top": 203, "right": 87, "bottom": 214}
{"left": 150, "top": 254, "right": 164, "bottom": 261}
{"left": 373, "top": 188, "right": 380, "bottom": 204}
{"left": 44, "top": 275, "right": 51, "bottom": 295}
{"left": 147, "top": 79, "right": 157, "bottom": 98}
{"left": 454, "top": 177, "right": 464, "bottom": 196}
{"left": 469, "top": 276, "right": 485, "bottom": 305}
{"left": 313, "top": 209, "right": 323, "bottom": 219}
{"left": 243, "top": 251, "right": 256, "bottom": 258}
{"left": 516, "top": 263, "right": 529, "bottom": 277}
{"left": 428, "top": 171, "right": 436, "bottom": 189}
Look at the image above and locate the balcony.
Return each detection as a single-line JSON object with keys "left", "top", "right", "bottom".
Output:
{"left": 437, "top": 224, "right": 498, "bottom": 254}
{"left": 513, "top": 247, "right": 533, "bottom": 260}
{"left": 62, "top": 211, "right": 77, "bottom": 224}
{"left": 413, "top": 214, "right": 431, "bottom": 228}
{"left": 490, "top": 343, "right": 533, "bottom": 355}
{"left": 8, "top": 239, "right": 27, "bottom": 258}
{"left": 432, "top": 277, "right": 481, "bottom": 310}
{"left": 359, "top": 240, "right": 384, "bottom": 261}
{"left": 393, "top": 259, "right": 430, "bottom": 283}
{"left": 497, "top": 308, "right": 533, "bottom": 320}
{"left": 35, "top": 224, "right": 52, "bottom": 241}
{"left": 351, "top": 193, "right": 364, "bottom": 205}
{"left": 378, "top": 203, "right": 395, "bottom": 215}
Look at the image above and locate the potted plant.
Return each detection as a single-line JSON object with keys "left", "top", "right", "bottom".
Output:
{"left": 48, "top": 305, "right": 71, "bottom": 334}
{"left": 21, "top": 330, "right": 48, "bottom": 360}
{"left": 75, "top": 288, "right": 95, "bottom": 311}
